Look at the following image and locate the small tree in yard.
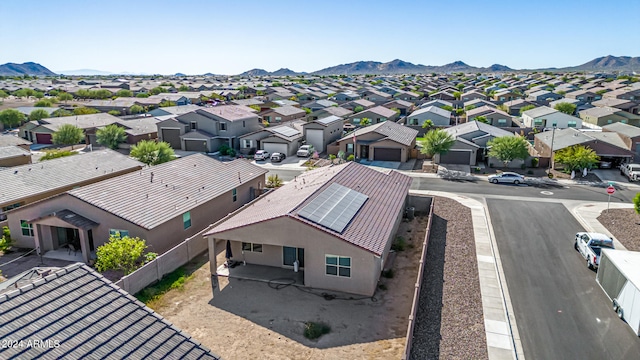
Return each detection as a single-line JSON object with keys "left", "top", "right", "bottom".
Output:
{"left": 266, "top": 174, "right": 283, "bottom": 188}
{"left": 29, "top": 109, "right": 50, "bottom": 121}
{"left": 421, "top": 119, "right": 434, "bottom": 129}
{"left": 554, "top": 102, "right": 577, "bottom": 115}
{"left": 634, "top": 193, "right": 640, "bottom": 216}
{"left": 475, "top": 116, "right": 490, "bottom": 124}
{"left": 554, "top": 145, "right": 599, "bottom": 172}
{"left": 130, "top": 140, "right": 175, "bottom": 165}
{"left": 52, "top": 124, "right": 84, "bottom": 148}
{"left": 96, "top": 124, "right": 127, "bottom": 149}
{"left": 418, "top": 129, "right": 455, "bottom": 159}
{"left": 95, "top": 235, "right": 150, "bottom": 275}
{"left": 487, "top": 136, "right": 530, "bottom": 167}
{"left": 129, "top": 104, "right": 144, "bottom": 114}
{"left": 0, "top": 109, "right": 26, "bottom": 128}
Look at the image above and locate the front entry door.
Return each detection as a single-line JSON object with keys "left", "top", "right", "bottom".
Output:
{"left": 361, "top": 145, "right": 369, "bottom": 159}
{"left": 283, "top": 247, "right": 304, "bottom": 267}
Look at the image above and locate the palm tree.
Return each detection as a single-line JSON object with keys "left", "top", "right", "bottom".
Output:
{"left": 418, "top": 129, "right": 455, "bottom": 163}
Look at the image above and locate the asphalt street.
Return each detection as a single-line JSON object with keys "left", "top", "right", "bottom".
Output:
{"left": 410, "top": 176, "right": 637, "bottom": 203}
{"left": 487, "top": 200, "right": 640, "bottom": 359}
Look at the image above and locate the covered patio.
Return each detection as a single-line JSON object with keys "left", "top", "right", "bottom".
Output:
{"left": 216, "top": 262, "right": 304, "bottom": 287}
{"left": 29, "top": 209, "right": 99, "bottom": 264}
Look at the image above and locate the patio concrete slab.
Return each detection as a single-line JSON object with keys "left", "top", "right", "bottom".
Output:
{"left": 216, "top": 263, "right": 304, "bottom": 287}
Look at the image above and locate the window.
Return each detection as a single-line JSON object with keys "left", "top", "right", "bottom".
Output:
{"left": 534, "top": 119, "right": 543, "bottom": 126}
{"left": 325, "top": 255, "right": 351, "bottom": 277}
{"left": 243, "top": 120, "right": 246, "bottom": 127}
{"left": 183, "top": 211, "right": 191, "bottom": 229}
{"left": 552, "top": 122, "right": 558, "bottom": 128}
{"left": 2, "top": 203, "right": 21, "bottom": 211}
{"left": 621, "top": 120, "right": 628, "bottom": 124}
{"left": 190, "top": 121, "right": 197, "bottom": 130}
{"left": 567, "top": 121, "right": 577, "bottom": 128}
{"left": 220, "top": 122, "right": 227, "bottom": 131}
{"left": 242, "top": 139, "right": 251, "bottom": 148}
{"left": 411, "top": 119, "right": 419, "bottom": 125}
{"left": 497, "top": 119, "right": 507, "bottom": 126}
{"left": 242, "top": 242, "right": 262, "bottom": 252}
{"left": 607, "top": 120, "right": 613, "bottom": 124}
{"left": 20, "top": 220, "right": 33, "bottom": 237}
{"left": 109, "top": 229, "right": 129, "bottom": 238}
{"left": 232, "top": 188, "right": 237, "bottom": 202}
{"left": 275, "top": 117, "right": 282, "bottom": 122}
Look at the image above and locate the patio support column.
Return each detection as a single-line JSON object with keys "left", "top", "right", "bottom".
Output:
{"left": 208, "top": 236, "right": 218, "bottom": 286}
{"left": 33, "top": 224, "right": 44, "bottom": 256}
{"left": 78, "top": 230, "right": 90, "bottom": 264}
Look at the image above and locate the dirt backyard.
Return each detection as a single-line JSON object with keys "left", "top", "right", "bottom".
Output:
{"left": 151, "top": 214, "right": 429, "bottom": 360}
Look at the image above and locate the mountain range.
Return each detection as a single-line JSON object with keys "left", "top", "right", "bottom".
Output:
{"left": 2, "top": 56, "right": 640, "bottom": 77}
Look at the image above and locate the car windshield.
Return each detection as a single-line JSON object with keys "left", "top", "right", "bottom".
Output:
{"left": 591, "top": 239, "right": 614, "bottom": 248}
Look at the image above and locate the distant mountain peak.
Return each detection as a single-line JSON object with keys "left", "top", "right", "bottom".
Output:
{"left": 0, "top": 62, "right": 56, "bottom": 76}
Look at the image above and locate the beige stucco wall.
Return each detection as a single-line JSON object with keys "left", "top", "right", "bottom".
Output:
{"left": 209, "top": 216, "right": 383, "bottom": 296}
{"left": 0, "top": 155, "right": 32, "bottom": 168}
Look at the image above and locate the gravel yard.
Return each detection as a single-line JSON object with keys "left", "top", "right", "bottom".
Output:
{"left": 410, "top": 197, "right": 487, "bottom": 360}
{"left": 597, "top": 208, "right": 640, "bottom": 251}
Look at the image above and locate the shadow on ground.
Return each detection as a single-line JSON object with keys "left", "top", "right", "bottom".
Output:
{"left": 206, "top": 276, "right": 400, "bottom": 349}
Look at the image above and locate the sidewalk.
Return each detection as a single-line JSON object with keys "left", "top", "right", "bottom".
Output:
{"left": 569, "top": 202, "right": 634, "bottom": 250}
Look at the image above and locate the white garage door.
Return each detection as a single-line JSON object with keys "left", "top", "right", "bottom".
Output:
{"left": 263, "top": 142, "right": 288, "bottom": 155}
{"left": 306, "top": 129, "right": 325, "bottom": 153}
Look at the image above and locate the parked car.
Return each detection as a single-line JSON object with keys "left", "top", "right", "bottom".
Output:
{"left": 487, "top": 172, "right": 525, "bottom": 184}
{"left": 270, "top": 152, "right": 286, "bottom": 163}
{"left": 254, "top": 150, "right": 270, "bottom": 161}
{"left": 599, "top": 161, "right": 612, "bottom": 169}
{"left": 575, "top": 232, "right": 615, "bottom": 270}
{"left": 297, "top": 144, "right": 315, "bottom": 157}
{"left": 620, "top": 163, "right": 640, "bottom": 181}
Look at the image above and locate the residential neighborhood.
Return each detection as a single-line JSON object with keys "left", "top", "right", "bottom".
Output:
{"left": 2, "top": 1, "right": 640, "bottom": 359}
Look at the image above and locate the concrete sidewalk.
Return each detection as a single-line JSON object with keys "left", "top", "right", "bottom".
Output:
{"left": 410, "top": 190, "right": 522, "bottom": 360}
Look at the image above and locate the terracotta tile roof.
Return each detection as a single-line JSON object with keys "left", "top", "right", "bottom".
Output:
{"left": 205, "top": 162, "right": 411, "bottom": 256}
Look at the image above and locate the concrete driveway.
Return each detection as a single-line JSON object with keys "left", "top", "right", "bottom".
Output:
{"left": 487, "top": 200, "right": 640, "bottom": 359}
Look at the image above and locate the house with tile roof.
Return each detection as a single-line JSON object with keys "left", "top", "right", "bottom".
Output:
{"left": 7, "top": 154, "right": 266, "bottom": 264}
{"left": 0, "top": 263, "right": 220, "bottom": 359}
{"left": 345, "top": 105, "right": 399, "bottom": 125}
{"left": 19, "top": 113, "right": 120, "bottom": 146}
{"left": 238, "top": 120, "right": 305, "bottom": 156}
{"left": 335, "top": 120, "right": 418, "bottom": 162}
{"left": 0, "top": 149, "right": 142, "bottom": 215}
{"left": 204, "top": 162, "right": 412, "bottom": 296}
{"left": 521, "top": 106, "right": 582, "bottom": 129}
{"left": 0, "top": 145, "right": 31, "bottom": 167}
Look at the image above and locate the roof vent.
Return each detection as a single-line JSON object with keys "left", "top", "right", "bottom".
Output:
{"left": 14, "top": 170, "right": 18, "bottom": 174}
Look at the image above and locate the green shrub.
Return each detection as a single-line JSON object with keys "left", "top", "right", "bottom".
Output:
{"left": 0, "top": 236, "right": 13, "bottom": 252}
{"left": 303, "top": 322, "right": 331, "bottom": 340}
{"left": 135, "top": 267, "right": 194, "bottom": 306}
{"left": 329, "top": 154, "right": 336, "bottom": 161}
{"left": 218, "top": 144, "right": 231, "bottom": 156}
{"left": 391, "top": 236, "right": 406, "bottom": 251}
{"left": 2, "top": 226, "right": 10, "bottom": 241}
{"left": 347, "top": 154, "right": 355, "bottom": 162}
{"left": 531, "top": 157, "right": 539, "bottom": 167}
{"left": 40, "top": 149, "right": 77, "bottom": 161}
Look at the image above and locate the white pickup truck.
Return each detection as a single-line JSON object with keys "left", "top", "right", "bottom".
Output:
{"left": 574, "top": 232, "right": 615, "bottom": 270}
{"left": 620, "top": 163, "right": 640, "bottom": 181}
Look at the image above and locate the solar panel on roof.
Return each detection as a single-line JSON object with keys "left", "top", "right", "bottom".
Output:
{"left": 317, "top": 116, "right": 340, "bottom": 125}
{"left": 298, "top": 183, "right": 368, "bottom": 233}
{"left": 271, "top": 126, "right": 299, "bottom": 137}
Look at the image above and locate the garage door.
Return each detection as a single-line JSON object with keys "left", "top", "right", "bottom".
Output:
{"left": 263, "top": 142, "right": 288, "bottom": 155}
{"left": 306, "top": 129, "right": 324, "bottom": 153}
{"left": 184, "top": 139, "right": 207, "bottom": 152}
{"left": 439, "top": 150, "right": 471, "bottom": 165}
{"left": 35, "top": 133, "right": 52, "bottom": 144}
{"left": 162, "top": 129, "right": 181, "bottom": 149}
{"left": 373, "top": 148, "right": 401, "bottom": 161}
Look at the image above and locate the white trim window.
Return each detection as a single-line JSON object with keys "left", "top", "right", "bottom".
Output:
{"left": 242, "top": 139, "right": 251, "bottom": 148}
{"left": 242, "top": 242, "right": 262, "bottom": 253}
{"left": 325, "top": 255, "right": 351, "bottom": 277}
{"left": 109, "top": 229, "right": 129, "bottom": 238}
{"left": 21, "top": 220, "right": 34, "bottom": 237}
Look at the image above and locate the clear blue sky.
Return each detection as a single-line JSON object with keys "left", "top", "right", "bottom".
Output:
{"left": 1, "top": 0, "right": 639, "bottom": 75}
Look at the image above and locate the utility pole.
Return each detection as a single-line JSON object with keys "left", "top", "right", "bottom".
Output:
{"left": 547, "top": 125, "right": 556, "bottom": 177}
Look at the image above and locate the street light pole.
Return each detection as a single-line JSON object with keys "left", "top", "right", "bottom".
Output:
{"left": 547, "top": 125, "right": 556, "bottom": 176}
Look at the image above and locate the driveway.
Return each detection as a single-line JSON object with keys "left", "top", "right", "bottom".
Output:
{"left": 487, "top": 200, "right": 640, "bottom": 359}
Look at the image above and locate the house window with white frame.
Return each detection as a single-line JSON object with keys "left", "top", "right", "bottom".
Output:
{"left": 242, "top": 139, "right": 251, "bottom": 148}
{"left": 20, "top": 220, "right": 34, "bottom": 237}
{"left": 325, "top": 255, "right": 351, "bottom": 277}
{"left": 534, "top": 119, "right": 543, "bottom": 126}
{"left": 220, "top": 122, "right": 227, "bottom": 131}
{"left": 109, "top": 229, "right": 129, "bottom": 238}
{"left": 497, "top": 119, "right": 507, "bottom": 126}
{"left": 242, "top": 242, "right": 262, "bottom": 252}
{"left": 567, "top": 121, "right": 577, "bottom": 128}
{"left": 232, "top": 188, "right": 237, "bottom": 202}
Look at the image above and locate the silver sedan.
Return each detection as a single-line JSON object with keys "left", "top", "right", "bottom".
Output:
{"left": 488, "top": 172, "right": 525, "bottom": 184}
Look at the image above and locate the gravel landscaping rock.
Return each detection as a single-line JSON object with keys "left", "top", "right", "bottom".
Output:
{"left": 597, "top": 208, "right": 640, "bottom": 251}
{"left": 410, "top": 197, "right": 487, "bottom": 360}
